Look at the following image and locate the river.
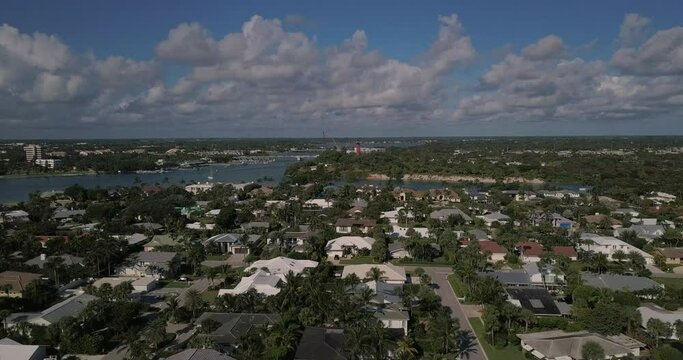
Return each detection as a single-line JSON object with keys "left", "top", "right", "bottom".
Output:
{"left": 0, "top": 158, "right": 294, "bottom": 204}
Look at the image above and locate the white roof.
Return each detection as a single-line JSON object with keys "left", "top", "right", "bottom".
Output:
{"left": 218, "top": 269, "right": 284, "bottom": 296}
{"left": 581, "top": 233, "right": 654, "bottom": 259}
{"left": 342, "top": 264, "right": 407, "bottom": 283}
{"left": 638, "top": 304, "right": 683, "bottom": 328}
{"left": 304, "top": 199, "right": 334, "bottom": 208}
{"left": 246, "top": 257, "right": 318, "bottom": 275}
{"left": 0, "top": 339, "right": 42, "bottom": 360}
{"left": 326, "top": 236, "right": 375, "bottom": 251}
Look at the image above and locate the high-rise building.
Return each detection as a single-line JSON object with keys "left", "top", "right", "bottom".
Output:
{"left": 355, "top": 142, "right": 361, "bottom": 156}
{"left": 23, "top": 144, "right": 42, "bottom": 163}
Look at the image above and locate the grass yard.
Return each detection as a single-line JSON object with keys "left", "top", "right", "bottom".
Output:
{"left": 468, "top": 317, "right": 526, "bottom": 360}
{"left": 653, "top": 277, "right": 683, "bottom": 289}
{"left": 202, "top": 290, "right": 218, "bottom": 302}
{"left": 339, "top": 256, "right": 378, "bottom": 264}
{"left": 205, "top": 254, "right": 230, "bottom": 261}
{"left": 392, "top": 259, "right": 453, "bottom": 267}
{"left": 158, "top": 279, "right": 191, "bottom": 288}
{"left": 447, "top": 274, "right": 467, "bottom": 299}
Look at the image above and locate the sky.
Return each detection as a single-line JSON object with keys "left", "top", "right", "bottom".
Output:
{"left": 1, "top": 0, "right": 682, "bottom": 139}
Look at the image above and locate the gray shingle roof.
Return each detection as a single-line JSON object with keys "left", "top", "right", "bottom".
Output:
{"left": 40, "top": 293, "right": 98, "bottom": 324}
{"left": 165, "top": 349, "right": 236, "bottom": 360}
{"left": 24, "top": 254, "right": 84, "bottom": 269}
{"left": 134, "top": 251, "right": 178, "bottom": 264}
{"left": 430, "top": 208, "right": 472, "bottom": 222}
{"left": 196, "top": 313, "right": 279, "bottom": 346}
{"left": 582, "top": 273, "right": 661, "bottom": 292}
{"left": 479, "top": 270, "right": 531, "bottom": 285}
{"left": 294, "top": 327, "right": 347, "bottom": 360}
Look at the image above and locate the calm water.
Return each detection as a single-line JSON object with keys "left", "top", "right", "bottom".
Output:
{"left": 0, "top": 159, "right": 294, "bottom": 203}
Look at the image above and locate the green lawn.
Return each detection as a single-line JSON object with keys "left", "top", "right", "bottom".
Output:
{"left": 158, "top": 280, "right": 191, "bottom": 288}
{"left": 339, "top": 256, "right": 378, "bottom": 264}
{"left": 653, "top": 277, "right": 683, "bottom": 289}
{"left": 447, "top": 274, "right": 467, "bottom": 299}
{"left": 391, "top": 259, "right": 453, "bottom": 267}
{"left": 468, "top": 317, "right": 526, "bottom": 360}
{"left": 205, "top": 254, "right": 230, "bottom": 261}
{"left": 202, "top": 290, "right": 218, "bottom": 302}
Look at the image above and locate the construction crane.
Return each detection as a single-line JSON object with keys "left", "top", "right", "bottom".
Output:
{"left": 322, "top": 130, "right": 341, "bottom": 151}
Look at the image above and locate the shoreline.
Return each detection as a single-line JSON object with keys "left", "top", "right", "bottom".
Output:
{"left": 366, "top": 173, "right": 545, "bottom": 184}
{"left": 0, "top": 171, "right": 98, "bottom": 179}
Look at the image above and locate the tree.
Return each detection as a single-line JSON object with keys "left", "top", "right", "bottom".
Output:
{"left": 394, "top": 337, "right": 419, "bottom": 360}
{"left": 455, "top": 330, "right": 478, "bottom": 359}
{"left": 366, "top": 267, "right": 387, "bottom": 282}
{"left": 652, "top": 345, "right": 683, "bottom": 360}
{"left": 183, "top": 289, "right": 204, "bottom": 319}
{"left": 145, "top": 319, "right": 167, "bottom": 349}
{"left": 612, "top": 249, "right": 627, "bottom": 263}
{"left": 370, "top": 240, "right": 389, "bottom": 263}
{"left": 45, "top": 256, "right": 65, "bottom": 286}
{"left": 165, "top": 294, "right": 180, "bottom": 322}
{"left": 112, "top": 281, "right": 134, "bottom": 301}
{"left": 647, "top": 318, "right": 673, "bottom": 347}
{"left": 581, "top": 341, "right": 605, "bottom": 360}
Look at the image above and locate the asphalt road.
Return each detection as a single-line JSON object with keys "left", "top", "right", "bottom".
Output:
{"left": 410, "top": 266, "right": 488, "bottom": 360}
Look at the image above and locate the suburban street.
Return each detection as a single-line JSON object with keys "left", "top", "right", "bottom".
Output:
{"left": 409, "top": 266, "right": 488, "bottom": 360}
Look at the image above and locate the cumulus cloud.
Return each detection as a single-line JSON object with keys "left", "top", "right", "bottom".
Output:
{"left": 619, "top": 13, "right": 651, "bottom": 47}
{"left": 455, "top": 23, "right": 683, "bottom": 124}
{"left": 2, "top": 12, "right": 683, "bottom": 137}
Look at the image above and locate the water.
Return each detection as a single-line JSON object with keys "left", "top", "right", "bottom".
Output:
{"left": 0, "top": 158, "right": 294, "bottom": 204}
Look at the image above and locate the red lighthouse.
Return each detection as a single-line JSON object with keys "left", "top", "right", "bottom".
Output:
{"left": 355, "top": 142, "right": 361, "bottom": 156}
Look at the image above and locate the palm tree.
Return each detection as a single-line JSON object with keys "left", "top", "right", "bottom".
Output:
{"left": 45, "top": 256, "right": 65, "bottom": 286}
{"left": 519, "top": 308, "right": 537, "bottom": 332}
{"left": 1, "top": 284, "right": 12, "bottom": 297}
{"left": 264, "top": 315, "right": 301, "bottom": 358}
{"left": 184, "top": 289, "right": 204, "bottom": 319}
{"left": 0, "top": 309, "right": 11, "bottom": 329}
{"left": 345, "top": 325, "right": 368, "bottom": 360}
{"left": 165, "top": 294, "right": 180, "bottom": 322}
{"left": 279, "top": 271, "right": 303, "bottom": 311}
{"left": 612, "top": 250, "right": 627, "bottom": 263}
{"left": 455, "top": 330, "right": 478, "bottom": 359}
{"left": 145, "top": 319, "right": 167, "bottom": 349}
{"left": 366, "top": 267, "right": 386, "bottom": 282}
{"left": 675, "top": 319, "right": 683, "bottom": 339}
{"left": 394, "top": 337, "right": 419, "bottom": 360}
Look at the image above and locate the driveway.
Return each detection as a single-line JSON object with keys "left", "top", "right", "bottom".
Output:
{"left": 227, "top": 253, "right": 247, "bottom": 267}
{"left": 405, "top": 266, "right": 487, "bottom": 360}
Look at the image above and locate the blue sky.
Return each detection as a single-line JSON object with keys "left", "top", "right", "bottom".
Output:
{"left": 1, "top": 1, "right": 682, "bottom": 138}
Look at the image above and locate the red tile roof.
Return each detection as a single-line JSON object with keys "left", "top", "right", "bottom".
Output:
{"left": 479, "top": 240, "right": 508, "bottom": 254}
{"left": 551, "top": 246, "right": 577, "bottom": 258}
{"left": 516, "top": 242, "right": 545, "bottom": 257}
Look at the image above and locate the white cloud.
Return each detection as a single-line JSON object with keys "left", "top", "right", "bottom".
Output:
{"left": 619, "top": 13, "right": 651, "bottom": 47}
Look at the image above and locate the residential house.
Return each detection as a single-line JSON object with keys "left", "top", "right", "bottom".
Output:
{"left": 374, "top": 308, "right": 410, "bottom": 336}
{"left": 516, "top": 242, "right": 545, "bottom": 263}
{"left": 52, "top": 208, "right": 86, "bottom": 223}
{"left": 246, "top": 257, "right": 318, "bottom": 275}
{"left": 518, "top": 330, "right": 644, "bottom": 359}
{"left": 551, "top": 246, "right": 578, "bottom": 261}
{"left": 479, "top": 270, "right": 531, "bottom": 287}
{"left": 0, "top": 210, "right": 30, "bottom": 223}
{"left": 638, "top": 303, "right": 683, "bottom": 339}
{"left": 0, "top": 271, "right": 42, "bottom": 298}
{"left": 342, "top": 264, "right": 407, "bottom": 284}
{"left": 506, "top": 287, "right": 567, "bottom": 316}
{"left": 380, "top": 207, "right": 414, "bottom": 225}
{"left": 523, "top": 262, "right": 565, "bottom": 289}
{"left": 467, "top": 229, "right": 489, "bottom": 241}
{"left": 477, "top": 212, "right": 511, "bottom": 227}
{"left": 144, "top": 234, "right": 184, "bottom": 251}
{"left": 347, "top": 198, "right": 368, "bottom": 217}
{"left": 294, "top": 327, "right": 347, "bottom": 360}
{"left": 6, "top": 293, "right": 98, "bottom": 327}
{"left": 657, "top": 247, "right": 683, "bottom": 264}
{"left": 335, "top": 218, "right": 376, "bottom": 234}
{"left": 249, "top": 186, "right": 273, "bottom": 198}
{"left": 117, "top": 251, "right": 179, "bottom": 278}
{"left": 132, "top": 222, "right": 163, "bottom": 232}
{"left": 539, "top": 190, "right": 582, "bottom": 199}
{"left": 304, "top": 199, "right": 334, "bottom": 209}
{"left": 206, "top": 233, "right": 260, "bottom": 254}
{"left": 429, "top": 208, "right": 472, "bottom": 223}
{"left": 185, "top": 182, "right": 214, "bottom": 194}
{"left": 93, "top": 276, "right": 157, "bottom": 292}
{"left": 427, "top": 188, "right": 460, "bottom": 202}
{"left": 166, "top": 349, "right": 236, "bottom": 360}
{"left": 615, "top": 224, "right": 665, "bottom": 242}
{"left": 389, "top": 225, "right": 429, "bottom": 238}
{"left": 648, "top": 191, "right": 677, "bottom": 204}
{"left": 114, "top": 233, "right": 149, "bottom": 246}
{"left": 0, "top": 338, "right": 46, "bottom": 360}
{"left": 532, "top": 213, "right": 576, "bottom": 230}
{"left": 218, "top": 269, "right": 284, "bottom": 296}
{"left": 579, "top": 233, "right": 655, "bottom": 264}
{"left": 388, "top": 242, "right": 410, "bottom": 259}
{"left": 478, "top": 240, "right": 508, "bottom": 262}
{"left": 582, "top": 273, "right": 661, "bottom": 292}
{"left": 24, "top": 254, "right": 84, "bottom": 269}
{"left": 196, "top": 312, "right": 280, "bottom": 353}
{"left": 393, "top": 188, "right": 423, "bottom": 202}
{"left": 325, "top": 236, "right": 375, "bottom": 260}
{"left": 583, "top": 214, "right": 622, "bottom": 229}
{"left": 241, "top": 221, "right": 270, "bottom": 233}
